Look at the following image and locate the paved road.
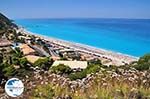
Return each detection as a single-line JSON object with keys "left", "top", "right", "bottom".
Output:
{"left": 31, "top": 45, "right": 50, "bottom": 57}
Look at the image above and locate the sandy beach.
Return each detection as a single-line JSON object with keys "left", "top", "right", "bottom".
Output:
{"left": 18, "top": 27, "right": 138, "bottom": 65}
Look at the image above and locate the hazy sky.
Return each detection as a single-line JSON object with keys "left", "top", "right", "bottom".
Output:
{"left": 0, "top": 0, "right": 150, "bottom": 19}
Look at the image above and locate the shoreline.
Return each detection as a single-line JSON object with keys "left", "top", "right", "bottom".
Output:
{"left": 17, "top": 27, "right": 138, "bottom": 65}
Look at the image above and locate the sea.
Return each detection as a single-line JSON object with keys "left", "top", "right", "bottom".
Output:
{"left": 15, "top": 18, "right": 150, "bottom": 57}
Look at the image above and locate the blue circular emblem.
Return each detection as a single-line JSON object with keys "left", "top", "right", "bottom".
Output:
{"left": 5, "top": 78, "right": 24, "bottom": 97}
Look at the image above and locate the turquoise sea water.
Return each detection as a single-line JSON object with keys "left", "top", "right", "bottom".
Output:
{"left": 15, "top": 19, "right": 150, "bottom": 57}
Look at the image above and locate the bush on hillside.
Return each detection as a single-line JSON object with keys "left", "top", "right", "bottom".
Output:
{"left": 50, "top": 64, "right": 72, "bottom": 75}
{"left": 138, "top": 54, "right": 150, "bottom": 64}
{"left": 14, "top": 47, "right": 23, "bottom": 57}
{"left": 134, "top": 54, "right": 150, "bottom": 71}
{"left": 88, "top": 59, "right": 102, "bottom": 65}
{"left": 134, "top": 63, "right": 150, "bottom": 71}
{"left": 2, "top": 63, "right": 17, "bottom": 77}
{"left": 69, "top": 70, "right": 87, "bottom": 80}
{"left": 0, "top": 53, "right": 3, "bottom": 63}
{"left": 19, "top": 57, "right": 29, "bottom": 69}
{"left": 68, "top": 63, "right": 101, "bottom": 80}
{"left": 32, "top": 84, "right": 54, "bottom": 99}
{"left": 85, "top": 64, "right": 101, "bottom": 74}
{"left": 34, "top": 57, "right": 53, "bottom": 70}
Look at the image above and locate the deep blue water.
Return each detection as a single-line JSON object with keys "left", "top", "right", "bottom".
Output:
{"left": 15, "top": 18, "right": 150, "bottom": 57}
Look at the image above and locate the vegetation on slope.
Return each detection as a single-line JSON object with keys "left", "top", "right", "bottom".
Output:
{"left": 29, "top": 54, "right": 150, "bottom": 99}
{"left": 0, "top": 13, "right": 17, "bottom": 29}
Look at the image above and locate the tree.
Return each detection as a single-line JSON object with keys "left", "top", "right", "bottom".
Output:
{"left": 69, "top": 70, "right": 87, "bottom": 80}
{"left": 0, "top": 53, "right": 3, "bottom": 63}
{"left": 34, "top": 57, "right": 53, "bottom": 70}
{"left": 68, "top": 62, "right": 102, "bottom": 80}
{"left": 88, "top": 59, "right": 102, "bottom": 65}
{"left": 19, "top": 57, "right": 29, "bottom": 69}
{"left": 134, "top": 54, "right": 150, "bottom": 71}
{"left": 14, "top": 47, "right": 23, "bottom": 58}
{"left": 138, "top": 54, "right": 150, "bottom": 64}
{"left": 86, "top": 64, "right": 101, "bottom": 74}
{"left": 134, "top": 63, "right": 150, "bottom": 71}
{"left": 1, "top": 63, "right": 17, "bottom": 77}
{"left": 51, "top": 64, "right": 72, "bottom": 75}
{"left": 12, "top": 57, "right": 20, "bottom": 65}
{"left": 0, "top": 63, "right": 5, "bottom": 80}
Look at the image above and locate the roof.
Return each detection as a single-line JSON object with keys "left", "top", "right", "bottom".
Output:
{"left": 18, "top": 36, "right": 31, "bottom": 40}
{"left": 52, "top": 61, "right": 88, "bottom": 69}
{"left": 0, "top": 39, "right": 12, "bottom": 47}
{"left": 25, "top": 55, "right": 43, "bottom": 63}
{"left": 51, "top": 56, "right": 61, "bottom": 60}
{"left": 59, "top": 49, "right": 75, "bottom": 52}
{"left": 19, "top": 44, "right": 36, "bottom": 55}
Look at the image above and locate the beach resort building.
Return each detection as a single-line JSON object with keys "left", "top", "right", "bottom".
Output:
{"left": 0, "top": 39, "right": 12, "bottom": 53}
{"left": 0, "top": 39, "right": 13, "bottom": 60}
{"left": 59, "top": 49, "right": 81, "bottom": 60}
{"left": 19, "top": 44, "right": 36, "bottom": 55}
{"left": 0, "top": 39, "right": 12, "bottom": 47}
{"left": 25, "top": 55, "right": 44, "bottom": 64}
{"left": 19, "top": 44, "right": 45, "bottom": 63}
{"left": 52, "top": 61, "right": 88, "bottom": 69}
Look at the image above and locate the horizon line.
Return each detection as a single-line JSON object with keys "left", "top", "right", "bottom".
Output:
{"left": 13, "top": 17, "right": 150, "bottom": 20}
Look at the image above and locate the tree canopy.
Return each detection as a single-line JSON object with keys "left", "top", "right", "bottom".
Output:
{"left": 51, "top": 64, "right": 72, "bottom": 75}
{"left": 134, "top": 54, "right": 150, "bottom": 71}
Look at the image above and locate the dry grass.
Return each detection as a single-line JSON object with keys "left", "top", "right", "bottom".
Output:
{"left": 30, "top": 74, "right": 150, "bottom": 99}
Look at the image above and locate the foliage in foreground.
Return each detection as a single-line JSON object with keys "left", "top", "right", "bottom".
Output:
{"left": 30, "top": 74, "right": 150, "bottom": 99}
{"left": 31, "top": 84, "right": 54, "bottom": 99}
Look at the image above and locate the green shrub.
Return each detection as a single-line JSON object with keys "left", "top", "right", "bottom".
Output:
{"left": 34, "top": 57, "right": 53, "bottom": 70}
{"left": 2, "top": 64, "right": 17, "bottom": 77}
{"left": 12, "top": 57, "right": 20, "bottom": 65}
{"left": 19, "top": 57, "right": 29, "bottom": 69}
{"left": 138, "top": 54, "right": 150, "bottom": 64}
{"left": 0, "top": 53, "right": 3, "bottom": 63}
{"left": 134, "top": 63, "right": 150, "bottom": 71}
{"left": 86, "top": 64, "right": 101, "bottom": 74}
{"left": 32, "top": 84, "right": 54, "bottom": 99}
{"left": 88, "top": 59, "right": 102, "bottom": 65}
{"left": 51, "top": 64, "right": 72, "bottom": 75}
{"left": 69, "top": 70, "right": 87, "bottom": 80}
{"left": 12, "top": 57, "right": 29, "bottom": 69}
{"left": 13, "top": 47, "right": 23, "bottom": 58}
{"left": 134, "top": 54, "right": 150, "bottom": 71}
{"left": 68, "top": 64, "right": 101, "bottom": 80}
{"left": 16, "top": 68, "right": 31, "bottom": 77}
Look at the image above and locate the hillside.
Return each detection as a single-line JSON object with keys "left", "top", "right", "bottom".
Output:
{"left": 0, "top": 13, "right": 17, "bottom": 36}
{"left": 0, "top": 13, "right": 12, "bottom": 25}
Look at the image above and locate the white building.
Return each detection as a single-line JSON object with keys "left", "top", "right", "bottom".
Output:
{"left": 52, "top": 61, "right": 88, "bottom": 69}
